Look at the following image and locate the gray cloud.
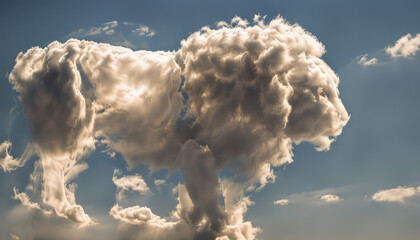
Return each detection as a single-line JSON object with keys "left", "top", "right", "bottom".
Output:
{"left": 4, "top": 14, "right": 348, "bottom": 239}
{"left": 177, "top": 140, "right": 227, "bottom": 232}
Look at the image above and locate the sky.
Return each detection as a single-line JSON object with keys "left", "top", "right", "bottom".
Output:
{"left": 1, "top": 1, "right": 420, "bottom": 240}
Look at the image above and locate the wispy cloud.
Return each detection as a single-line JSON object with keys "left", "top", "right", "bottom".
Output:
{"left": 385, "top": 33, "right": 420, "bottom": 58}
{"left": 285, "top": 186, "right": 350, "bottom": 205}
{"left": 132, "top": 25, "right": 155, "bottom": 37}
{"left": 358, "top": 54, "right": 378, "bottom": 66}
{"left": 69, "top": 21, "right": 118, "bottom": 37}
{"left": 0, "top": 141, "right": 34, "bottom": 172}
{"left": 320, "top": 194, "right": 343, "bottom": 203}
{"left": 66, "top": 21, "right": 156, "bottom": 49}
{"left": 371, "top": 186, "right": 420, "bottom": 203}
{"left": 273, "top": 199, "right": 289, "bottom": 206}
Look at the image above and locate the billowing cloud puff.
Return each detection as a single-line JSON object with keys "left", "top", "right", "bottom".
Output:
{"left": 112, "top": 169, "right": 150, "bottom": 201}
{"left": 273, "top": 199, "right": 289, "bottom": 206}
{"left": 371, "top": 186, "right": 420, "bottom": 203}
{"left": 385, "top": 33, "right": 420, "bottom": 58}
{"left": 112, "top": 169, "right": 150, "bottom": 194}
{"left": 3, "top": 15, "right": 348, "bottom": 239}
{"left": 320, "top": 194, "right": 343, "bottom": 203}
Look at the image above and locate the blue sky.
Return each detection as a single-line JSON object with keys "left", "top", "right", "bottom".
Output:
{"left": 1, "top": 1, "right": 420, "bottom": 240}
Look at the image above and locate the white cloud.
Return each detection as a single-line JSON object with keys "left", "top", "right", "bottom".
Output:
{"left": 0, "top": 141, "right": 34, "bottom": 172}
{"left": 371, "top": 186, "right": 420, "bottom": 203}
{"left": 110, "top": 204, "right": 174, "bottom": 227}
{"left": 6, "top": 14, "right": 349, "bottom": 238}
{"left": 273, "top": 199, "right": 289, "bottom": 206}
{"left": 358, "top": 54, "right": 378, "bottom": 66}
{"left": 112, "top": 169, "right": 150, "bottom": 194}
{"left": 112, "top": 169, "right": 150, "bottom": 201}
{"left": 320, "top": 194, "right": 343, "bottom": 203}
{"left": 385, "top": 33, "right": 420, "bottom": 58}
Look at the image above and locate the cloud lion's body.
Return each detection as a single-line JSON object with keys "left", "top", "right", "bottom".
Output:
{"left": 4, "top": 16, "right": 348, "bottom": 240}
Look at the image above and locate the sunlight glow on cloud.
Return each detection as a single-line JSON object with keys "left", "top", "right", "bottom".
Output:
{"left": 2, "top": 14, "right": 348, "bottom": 239}
{"left": 371, "top": 186, "right": 420, "bottom": 203}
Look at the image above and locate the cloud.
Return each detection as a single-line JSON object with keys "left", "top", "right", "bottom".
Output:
{"left": 385, "top": 33, "right": 420, "bottom": 58}
{"left": 112, "top": 169, "right": 150, "bottom": 201}
{"left": 70, "top": 21, "right": 118, "bottom": 37}
{"left": 67, "top": 21, "right": 156, "bottom": 49}
{"left": 371, "top": 186, "right": 420, "bottom": 203}
{"left": 132, "top": 25, "right": 155, "bottom": 37}
{"left": 273, "top": 199, "right": 289, "bottom": 206}
{"left": 320, "top": 194, "right": 343, "bottom": 203}
{"left": 110, "top": 204, "right": 174, "bottom": 227}
{"left": 284, "top": 186, "right": 350, "bottom": 205}
{"left": 112, "top": 169, "right": 150, "bottom": 193}
{"left": 5, "top": 199, "right": 95, "bottom": 240}
{"left": 12, "top": 187, "right": 53, "bottom": 215}
{"left": 154, "top": 179, "right": 166, "bottom": 186}
{"left": 10, "top": 233, "right": 19, "bottom": 240}
{"left": 177, "top": 140, "right": 226, "bottom": 232}
{"left": 5, "top": 14, "right": 348, "bottom": 239}
{"left": 0, "top": 141, "right": 34, "bottom": 172}
{"left": 358, "top": 54, "right": 378, "bottom": 66}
